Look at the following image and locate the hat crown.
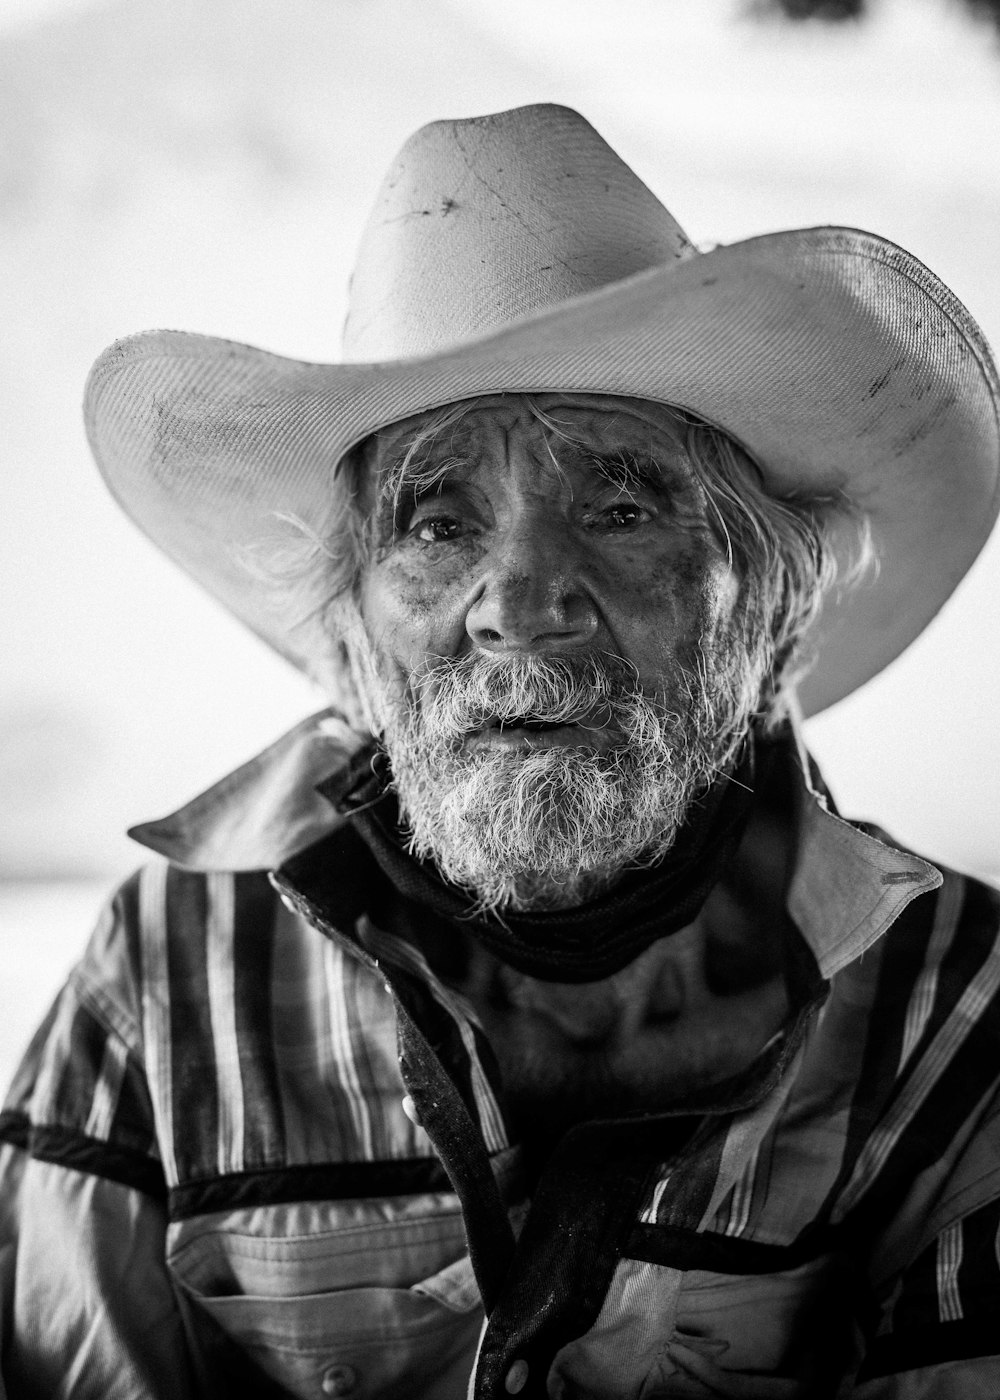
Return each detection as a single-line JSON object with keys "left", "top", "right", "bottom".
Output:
{"left": 342, "top": 104, "right": 696, "bottom": 361}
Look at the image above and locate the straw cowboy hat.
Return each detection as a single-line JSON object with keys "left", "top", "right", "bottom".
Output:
{"left": 84, "top": 103, "right": 1000, "bottom": 715}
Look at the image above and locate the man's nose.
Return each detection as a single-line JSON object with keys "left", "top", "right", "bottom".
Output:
{"left": 465, "top": 525, "right": 599, "bottom": 653}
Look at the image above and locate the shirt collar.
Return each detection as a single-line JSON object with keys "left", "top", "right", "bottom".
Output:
{"left": 128, "top": 708, "right": 365, "bottom": 874}
{"left": 129, "top": 708, "right": 942, "bottom": 980}
{"left": 782, "top": 719, "right": 941, "bottom": 977}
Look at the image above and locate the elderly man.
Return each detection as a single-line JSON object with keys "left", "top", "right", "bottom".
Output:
{"left": 2, "top": 105, "right": 1000, "bottom": 1399}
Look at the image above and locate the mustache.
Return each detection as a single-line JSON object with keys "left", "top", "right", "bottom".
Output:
{"left": 407, "top": 650, "right": 661, "bottom": 737}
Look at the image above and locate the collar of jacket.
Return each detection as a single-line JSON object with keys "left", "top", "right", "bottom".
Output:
{"left": 129, "top": 707, "right": 942, "bottom": 982}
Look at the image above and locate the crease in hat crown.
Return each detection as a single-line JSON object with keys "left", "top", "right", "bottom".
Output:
{"left": 342, "top": 104, "right": 698, "bottom": 362}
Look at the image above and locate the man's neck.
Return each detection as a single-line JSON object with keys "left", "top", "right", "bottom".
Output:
{"left": 434, "top": 797, "right": 796, "bottom": 1149}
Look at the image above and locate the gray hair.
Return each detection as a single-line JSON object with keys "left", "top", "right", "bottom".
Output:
{"left": 248, "top": 396, "right": 874, "bottom": 726}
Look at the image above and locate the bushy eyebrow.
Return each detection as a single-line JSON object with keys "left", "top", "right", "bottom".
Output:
{"left": 379, "top": 446, "right": 457, "bottom": 503}
{"left": 573, "top": 447, "right": 663, "bottom": 495}
{"left": 375, "top": 417, "right": 481, "bottom": 507}
{"left": 554, "top": 441, "right": 690, "bottom": 500}
{"left": 370, "top": 422, "right": 689, "bottom": 540}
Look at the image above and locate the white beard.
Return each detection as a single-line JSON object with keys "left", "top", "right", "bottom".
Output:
{"left": 356, "top": 638, "right": 765, "bottom": 914}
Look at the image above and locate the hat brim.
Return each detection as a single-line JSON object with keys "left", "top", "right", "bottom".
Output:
{"left": 85, "top": 225, "right": 1000, "bottom": 716}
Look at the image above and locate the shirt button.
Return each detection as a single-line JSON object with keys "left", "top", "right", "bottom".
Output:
{"left": 505, "top": 1358, "right": 529, "bottom": 1394}
{"left": 321, "top": 1362, "right": 358, "bottom": 1396}
{"left": 401, "top": 1094, "right": 421, "bottom": 1126}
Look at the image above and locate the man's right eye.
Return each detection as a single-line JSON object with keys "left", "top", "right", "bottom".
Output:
{"left": 412, "top": 515, "right": 464, "bottom": 543}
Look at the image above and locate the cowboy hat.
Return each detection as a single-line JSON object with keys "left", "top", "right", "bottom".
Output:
{"left": 84, "top": 103, "right": 1000, "bottom": 715}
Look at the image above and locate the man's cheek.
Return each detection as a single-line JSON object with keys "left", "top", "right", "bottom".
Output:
{"left": 343, "top": 626, "right": 409, "bottom": 729}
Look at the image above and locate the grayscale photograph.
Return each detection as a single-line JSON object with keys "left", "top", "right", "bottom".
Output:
{"left": 2, "top": 0, "right": 999, "bottom": 1395}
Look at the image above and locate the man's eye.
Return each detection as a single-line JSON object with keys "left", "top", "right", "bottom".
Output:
{"left": 412, "top": 515, "right": 464, "bottom": 543}
{"left": 600, "top": 503, "right": 650, "bottom": 529}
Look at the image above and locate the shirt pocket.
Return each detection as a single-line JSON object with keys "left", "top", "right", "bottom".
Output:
{"left": 551, "top": 1253, "right": 858, "bottom": 1400}
{"left": 674, "top": 1256, "right": 860, "bottom": 1391}
{"left": 168, "top": 1203, "right": 483, "bottom": 1400}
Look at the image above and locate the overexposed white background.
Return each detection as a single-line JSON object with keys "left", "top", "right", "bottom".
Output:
{"left": 3, "top": 0, "right": 1000, "bottom": 1084}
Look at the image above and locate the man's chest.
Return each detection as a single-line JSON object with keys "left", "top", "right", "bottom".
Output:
{"left": 449, "top": 919, "right": 791, "bottom": 1135}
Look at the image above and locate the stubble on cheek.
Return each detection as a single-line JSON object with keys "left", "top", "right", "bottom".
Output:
{"left": 638, "top": 530, "right": 740, "bottom": 684}
{"left": 358, "top": 555, "right": 451, "bottom": 713}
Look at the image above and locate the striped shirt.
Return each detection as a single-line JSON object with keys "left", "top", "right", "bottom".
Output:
{"left": 2, "top": 710, "right": 1000, "bottom": 1399}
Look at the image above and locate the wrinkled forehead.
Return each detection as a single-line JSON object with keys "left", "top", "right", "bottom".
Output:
{"left": 365, "top": 392, "right": 691, "bottom": 476}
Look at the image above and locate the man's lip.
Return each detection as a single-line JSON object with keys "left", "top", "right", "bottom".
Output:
{"left": 465, "top": 718, "right": 613, "bottom": 751}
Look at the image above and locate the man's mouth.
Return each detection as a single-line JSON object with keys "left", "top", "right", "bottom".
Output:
{"left": 465, "top": 710, "right": 613, "bottom": 751}
{"left": 495, "top": 717, "right": 565, "bottom": 733}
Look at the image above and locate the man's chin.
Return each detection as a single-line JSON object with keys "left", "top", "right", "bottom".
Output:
{"left": 398, "top": 745, "right": 691, "bottom": 913}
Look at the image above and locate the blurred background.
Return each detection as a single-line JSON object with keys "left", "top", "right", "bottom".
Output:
{"left": 3, "top": 0, "right": 1000, "bottom": 1084}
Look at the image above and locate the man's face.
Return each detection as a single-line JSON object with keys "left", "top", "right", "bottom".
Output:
{"left": 353, "top": 393, "right": 760, "bottom": 910}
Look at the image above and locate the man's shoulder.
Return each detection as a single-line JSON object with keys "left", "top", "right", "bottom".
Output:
{"left": 66, "top": 715, "right": 384, "bottom": 1039}
{"left": 820, "top": 838, "right": 1000, "bottom": 1143}
{"left": 59, "top": 840, "right": 379, "bottom": 1088}
{"left": 80, "top": 852, "right": 359, "bottom": 994}
{"left": 0, "top": 851, "right": 421, "bottom": 1205}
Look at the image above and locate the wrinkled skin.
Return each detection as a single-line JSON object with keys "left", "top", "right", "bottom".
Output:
{"left": 356, "top": 394, "right": 790, "bottom": 1136}
{"left": 359, "top": 393, "right": 739, "bottom": 728}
